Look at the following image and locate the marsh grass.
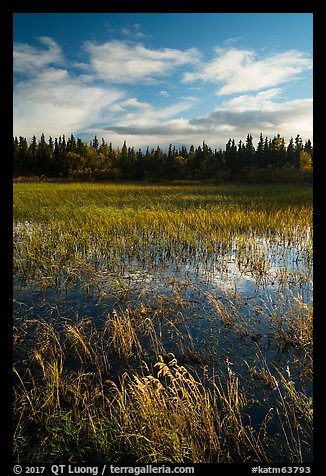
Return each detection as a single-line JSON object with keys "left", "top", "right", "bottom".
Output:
{"left": 13, "top": 297, "right": 313, "bottom": 463}
{"left": 109, "top": 309, "right": 143, "bottom": 363}
{"left": 207, "top": 291, "right": 251, "bottom": 337}
{"left": 250, "top": 347, "right": 313, "bottom": 463}
{"left": 13, "top": 329, "right": 269, "bottom": 463}
{"left": 13, "top": 183, "right": 312, "bottom": 290}
{"left": 13, "top": 182, "right": 313, "bottom": 463}
{"left": 272, "top": 296, "right": 313, "bottom": 351}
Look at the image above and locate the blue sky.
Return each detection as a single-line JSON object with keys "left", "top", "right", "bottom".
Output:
{"left": 13, "top": 13, "right": 313, "bottom": 149}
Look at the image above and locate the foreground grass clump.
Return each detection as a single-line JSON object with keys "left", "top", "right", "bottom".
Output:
{"left": 13, "top": 341, "right": 267, "bottom": 462}
{"left": 13, "top": 296, "right": 312, "bottom": 463}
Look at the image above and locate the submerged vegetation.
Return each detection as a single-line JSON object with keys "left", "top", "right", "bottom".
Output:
{"left": 13, "top": 182, "right": 313, "bottom": 463}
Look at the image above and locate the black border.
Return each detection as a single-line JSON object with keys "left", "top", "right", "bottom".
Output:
{"left": 4, "top": 1, "right": 321, "bottom": 472}
{"left": 6, "top": 1, "right": 320, "bottom": 13}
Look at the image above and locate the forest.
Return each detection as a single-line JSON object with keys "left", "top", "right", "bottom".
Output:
{"left": 13, "top": 132, "right": 313, "bottom": 182}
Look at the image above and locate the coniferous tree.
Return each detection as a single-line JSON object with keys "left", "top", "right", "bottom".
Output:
{"left": 67, "top": 134, "right": 77, "bottom": 153}
{"left": 294, "top": 134, "right": 303, "bottom": 169}
{"left": 303, "top": 139, "right": 313, "bottom": 167}
{"left": 225, "top": 138, "right": 237, "bottom": 179}
{"left": 91, "top": 135, "right": 99, "bottom": 150}
{"left": 244, "top": 133, "right": 255, "bottom": 169}
{"left": 13, "top": 132, "right": 312, "bottom": 181}
{"left": 270, "top": 134, "right": 286, "bottom": 168}
{"left": 304, "top": 139, "right": 313, "bottom": 157}
{"left": 286, "top": 138, "right": 295, "bottom": 167}
{"left": 36, "top": 133, "right": 49, "bottom": 175}
{"left": 255, "top": 133, "right": 265, "bottom": 168}
{"left": 29, "top": 135, "right": 37, "bottom": 174}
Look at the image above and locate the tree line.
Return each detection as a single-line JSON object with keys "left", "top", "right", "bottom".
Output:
{"left": 13, "top": 132, "right": 313, "bottom": 182}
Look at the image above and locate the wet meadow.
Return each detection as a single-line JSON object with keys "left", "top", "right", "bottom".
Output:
{"left": 13, "top": 182, "right": 313, "bottom": 463}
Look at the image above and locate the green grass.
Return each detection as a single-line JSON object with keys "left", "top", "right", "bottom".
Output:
{"left": 13, "top": 182, "right": 312, "bottom": 287}
{"left": 13, "top": 181, "right": 312, "bottom": 216}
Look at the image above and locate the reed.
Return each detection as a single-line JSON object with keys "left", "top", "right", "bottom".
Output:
{"left": 13, "top": 304, "right": 312, "bottom": 463}
{"left": 13, "top": 183, "right": 312, "bottom": 287}
{"left": 250, "top": 347, "right": 313, "bottom": 463}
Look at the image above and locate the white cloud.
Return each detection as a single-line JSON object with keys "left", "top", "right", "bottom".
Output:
{"left": 13, "top": 37, "right": 312, "bottom": 150}
{"left": 13, "top": 36, "right": 64, "bottom": 75}
{"left": 102, "top": 91, "right": 312, "bottom": 149}
{"left": 180, "top": 96, "right": 198, "bottom": 102}
{"left": 111, "top": 97, "right": 154, "bottom": 113}
{"left": 191, "top": 95, "right": 312, "bottom": 136}
{"left": 12, "top": 36, "right": 200, "bottom": 139}
{"left": 221, "top": 88, "right": 283, "bottom": 111}
{"left": 157, "top": 101, "right": 196, "bottom": 119}
{"left": 13, "top": 70, "right": 125, "bottom": 138}
{"left": 182, "top": 47, "right": 312, "bottom": 95}
{"left": 106, "top": 96, "right": 197, "bottom": 131}
{"left": 186, "top": 90, "right": 313, "bottom": 145}
{"left": 121, "top": 23, "right": 149, "bottom": 40}
{"left": 82, "top": 40, "right": 201, "bottom": 83}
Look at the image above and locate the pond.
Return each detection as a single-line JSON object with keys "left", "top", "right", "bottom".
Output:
{"left": 13, "top": 230, "right": 313, "bottom": 432}
{"left": 13, "top": 183, "right": 313, "bottom": 463}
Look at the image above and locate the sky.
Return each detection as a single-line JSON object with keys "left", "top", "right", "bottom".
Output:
{"left": 13, "top": 13, "right": 313, "bottom": 150}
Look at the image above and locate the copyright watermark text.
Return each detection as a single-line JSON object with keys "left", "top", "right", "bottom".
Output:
{"left": 12, "top": 465, "right": 195, "bottom": 476}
